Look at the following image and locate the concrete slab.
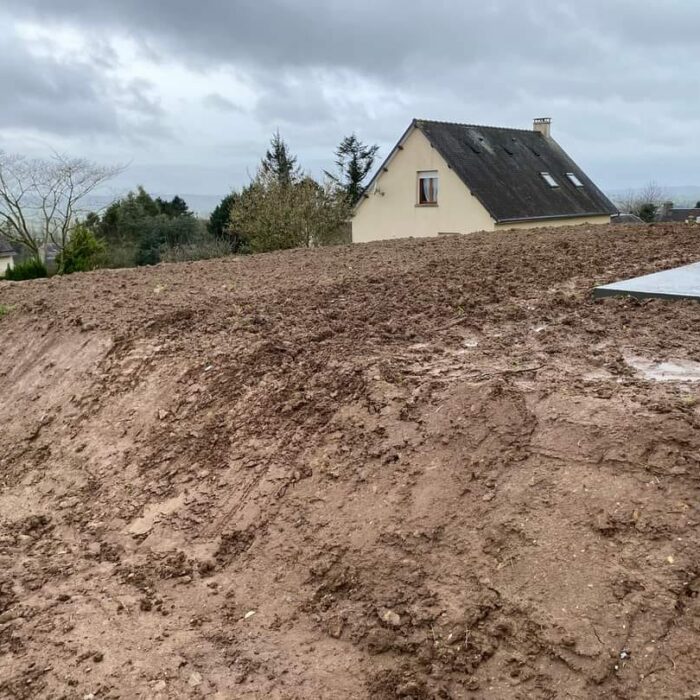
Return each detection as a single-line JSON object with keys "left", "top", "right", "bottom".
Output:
{"left": 594, "top": 261, "right": 700, "bottom": 301}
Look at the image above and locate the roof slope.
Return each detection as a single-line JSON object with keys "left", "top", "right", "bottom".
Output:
{"left": 416, "top": 120, "right": 617, "bottom": 223}
{"left": 0, "top": 238, "right": 15, "bottom": 255}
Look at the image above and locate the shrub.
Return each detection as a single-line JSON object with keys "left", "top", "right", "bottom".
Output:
{"left": 98, "top": 188, "right": 203, "bottom": 268}
{"left": 4, "top": 258, "right": 48, "bottom": 281}
{"left": 159, "top": 238, "right": 235, "bottom": 263}
{"left": 133, "top": 215, "right": 203, "bottom": 266}
{"left": 638, "top": 203, "right": 658, "bottom": 223}
{"left": 56, "top": 224, "right": 106, "bottom": 274}
{"left": 103, "top": 243, "right": 138, "bottom": 270}
{"left": 230, "top": 176, "right": 351, "bottom": 253}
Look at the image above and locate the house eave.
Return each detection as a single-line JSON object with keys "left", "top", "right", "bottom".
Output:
{"left": 496, "top": 211, "right": 617, "bottom": 225}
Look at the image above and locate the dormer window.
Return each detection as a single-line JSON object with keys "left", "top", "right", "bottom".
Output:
{"left": 566, "top": 172, "right": 584, "bottom": 187}
{"left": 418, "top": 171, "right": 438, "bottom": 205}
{"left": 540, "top": 172, "right": 558, "bottom": 188}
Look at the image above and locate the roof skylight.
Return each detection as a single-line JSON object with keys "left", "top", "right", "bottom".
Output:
{"left": 566, "top": 172, "right": 584, "bottom": 187}
{"left": 540, "top": 172, "right": 558, "bottom": 188}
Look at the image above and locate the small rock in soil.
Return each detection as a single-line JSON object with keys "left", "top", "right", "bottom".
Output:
{"left": 379, "top": 608, "right": 402, "bottom": 627}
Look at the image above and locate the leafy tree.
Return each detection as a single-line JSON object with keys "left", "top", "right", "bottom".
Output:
{"left": 155, "top": 195, "right": 191, "bottom": 218}
{"left": 261, "top": 131, "right": 301, "bottom": 187}
{"left": 99, "top": 187, "right": 158, "bottom": 246}
{"left": 208, "top": 192, "right": 238, "bottom": 239}
{"left": 95, "top": 187, "right": 201, "bottom": 267}
{"left": 83, "top": 211, "right": 101, "bottom": 231}
{"left": 55, "top": 224, "right": 106, "bottom": 274}
{"left": 133, "top": 215, "right": 205, "bottom": 266}
{"left": 133, "top": 186, "right": 160, "bottom": 217}
{"left": 210, "top": 190, "right": 250, "bottom": 252}
{"left": 134, "top": 225, "right": 162, "bottom": 266}
{"left": 638, "top": 202, "right": 658, "bottom": 223}
{"left": 326, "top": 134, "right": 379, "bottom": 206}
{"left": 230, "top": 172, "right": 350, "bottom": 253}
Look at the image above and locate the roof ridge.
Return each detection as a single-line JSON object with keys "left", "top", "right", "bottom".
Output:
{"left": 415, "top": 118, "right": 539, "bottom": 134}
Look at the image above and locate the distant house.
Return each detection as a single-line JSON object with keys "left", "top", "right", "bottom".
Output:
{"left": 352, "top": 118, "right": 618, "bottom": 243}
{"left": 658, "top": 202, "right": 700, "bottom": 223}
{"left": 0, "top": 239, "right": 15, "bottom": 276}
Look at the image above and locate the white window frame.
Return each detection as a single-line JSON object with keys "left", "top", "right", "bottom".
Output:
{"left": 540, "top": 172, "right": 559, "bottom": 188}
{"left": 566, "top": 172, "right": 584, "bottom": 187}
{"left": 417, "top": 170, "right": 439, "bottom": 205}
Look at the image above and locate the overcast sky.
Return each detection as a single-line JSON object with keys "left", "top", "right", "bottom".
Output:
{"left": 2, "top": 0, "right": 699, "bottom": 201}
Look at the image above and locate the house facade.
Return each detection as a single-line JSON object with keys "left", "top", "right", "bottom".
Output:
{"left": 0, "top": 239, "right": 15, "bottom": 276}
{"left": 352, "top": 118, "right": 617, "bottom": 243}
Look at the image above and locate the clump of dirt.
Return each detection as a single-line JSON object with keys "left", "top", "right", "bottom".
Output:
{"left": 1, "top": 222, "right": 700, "bottom": 698}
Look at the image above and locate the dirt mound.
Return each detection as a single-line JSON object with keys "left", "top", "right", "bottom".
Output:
{"left": 1, "top": 223, "right": 700, "bottom": 699}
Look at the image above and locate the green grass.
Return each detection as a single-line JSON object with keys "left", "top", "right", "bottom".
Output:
{"left": 0, "top": 304, "right": 9, "bottom": 318}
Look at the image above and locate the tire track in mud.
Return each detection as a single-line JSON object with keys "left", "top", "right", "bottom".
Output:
{"left": 1, "top": 223, "right": 700, "bottom": 698}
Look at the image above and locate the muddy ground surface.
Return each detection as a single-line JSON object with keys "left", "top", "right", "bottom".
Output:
{"left": 0, "top": 223, "right": 700, "bottom": 699}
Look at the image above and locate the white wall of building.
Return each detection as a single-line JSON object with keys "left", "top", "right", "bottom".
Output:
{"left": 352, "top": 128, "right": 496, "bottom": 243}
{"left": 0, "top": 255, "right": 14, "bottom": 276}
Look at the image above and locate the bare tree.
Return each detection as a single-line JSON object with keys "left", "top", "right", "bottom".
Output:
{"left": 615, "top": 181, "right": 667, "bottom": 222}
{"left": 0, "top": 151, "right": 123, "bottom": 261}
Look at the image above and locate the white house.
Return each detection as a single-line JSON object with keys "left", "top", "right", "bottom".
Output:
{"left": 352, "top": 118, "right": 617, "bottom": 243}
{"left": 0, "top": 239, "right": 15, "bottom": 276}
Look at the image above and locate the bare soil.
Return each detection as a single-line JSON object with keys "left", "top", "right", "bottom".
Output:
{"left": 1, "top": 223, "right": 700, "bottom": 699}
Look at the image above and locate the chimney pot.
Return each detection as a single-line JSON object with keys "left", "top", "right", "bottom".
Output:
{"left": 533, "top": 117, "right": 552, "bottom": 138}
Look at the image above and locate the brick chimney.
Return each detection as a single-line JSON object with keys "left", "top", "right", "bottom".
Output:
{"left": 533, "top": 117, "right": 552, "bottom": 138}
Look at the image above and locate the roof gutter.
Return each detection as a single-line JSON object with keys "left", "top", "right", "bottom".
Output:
{"left": 496, "top": 210, "right": 617, "bottom": 225}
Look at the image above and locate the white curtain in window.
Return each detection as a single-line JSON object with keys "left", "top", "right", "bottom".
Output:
{"left": 419, "top": 171, "right": 438, "bottom": 203}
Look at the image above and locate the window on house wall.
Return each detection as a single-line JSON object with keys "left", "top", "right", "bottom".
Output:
{"left": 540, "top": 172, "right": 559, "bottom": 188}
{"left": 418, "top": 171, "right": 438, "bottom": 205}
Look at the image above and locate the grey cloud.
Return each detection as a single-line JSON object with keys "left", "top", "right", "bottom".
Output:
{"left": 253, "top": 76, "right": 335, "bottom": 127}
{"left": 7, "top": 1, "right": 700, "bottom": 127}
{"left": 2, "top": 0, "right": 700, "bottom": 192}
{"left": 118, "top": 78, "right": 166, "bottom": 118}
{"left": 203, "top": 93, "right": 243, "bottom": 113}
{"left": 0, "top": 28, "right": 118, "bottom": 135}
{"left": 0, "top": 21, "right": 170, "bottom": 142}
{"left": 0, "top": 1, "right": 585, "bottom": 79}
{"left": 6, "top": 1, "right": 700, "bottom": 80}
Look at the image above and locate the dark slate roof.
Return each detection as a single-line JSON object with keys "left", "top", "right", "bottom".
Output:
{"left": 415, "top": 119, "right": 617, "bottom": 223}
{"left": 659, "top": 207, "right": 700, "bottom": 223}
{"left": 0, "top": 238, "right": 15, "bottom": 256}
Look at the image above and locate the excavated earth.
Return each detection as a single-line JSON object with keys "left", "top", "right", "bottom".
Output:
{"left": 1, "top": 223, "right": 700, "bottom": 700}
